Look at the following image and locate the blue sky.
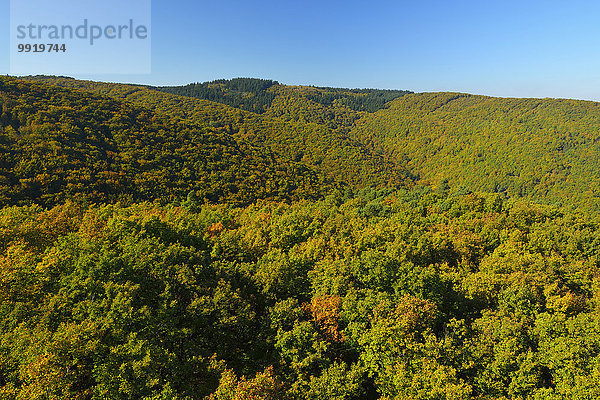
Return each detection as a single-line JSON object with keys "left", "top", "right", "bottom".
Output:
{"left": 2, "top": 0, "right": 600, "bottom": 100}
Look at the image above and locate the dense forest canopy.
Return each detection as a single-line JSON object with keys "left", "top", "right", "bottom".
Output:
{"left": 2, "top": 187, "right": 600, "bottom": 399}
{"left": 2, "top": 76, "right": 600, "bottom": 399}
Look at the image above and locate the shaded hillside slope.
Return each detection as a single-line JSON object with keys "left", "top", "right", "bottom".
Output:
{"left": 0, "top": 77, "right": 330, "bottom": 206}
{"left": 25, "top": 76, "right": 412, "bottom": 189}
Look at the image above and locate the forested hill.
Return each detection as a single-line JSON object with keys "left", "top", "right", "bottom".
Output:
{"left": 351, "top": 92, "right": 600, "bottom": 210}
{"left": 0, "top": 76, "right": 333, "bottom": 206}
{"left": 25, "top": 75, "right": 600, "bottom": 211}
{"left": 6, "top": 77, "right": 600, "bottom": 399}
{"left": 153, "top": 78, "right": 279, "bottom": 114}
{"left": 24, "top": 76, "right": 412, "bottom": 190}
{"left": 152, "top": 78, "right": 412, "bottom": 114}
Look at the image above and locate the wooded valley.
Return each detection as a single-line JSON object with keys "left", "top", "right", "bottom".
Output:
{"left": 1, "top": 76, "right": 600, "bottom": 399}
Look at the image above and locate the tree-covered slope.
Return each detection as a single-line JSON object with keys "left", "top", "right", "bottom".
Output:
{"left": 20, "top": 76, "right": 600, "bottom": 211}
{"left": 24, "top": 76, "right": 412, "bottom": 190}
{"left": 0, "top": 77, "right": 330, "bottom": 206}
{"left": 351, "top": 92, "right": 600, "bottom": 210}
{"left": 154, "top": 78, "right": 279, "bottom": 114}
{"left": 6, "top": 77, "right": 600, "bottom": 399}
{"left": 152, "top": 77, "right": 411, "bottom": 114}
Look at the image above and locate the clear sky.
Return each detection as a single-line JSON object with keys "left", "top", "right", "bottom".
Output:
{"left": 2, "top": 0, "right": 600, "bottom": 100}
